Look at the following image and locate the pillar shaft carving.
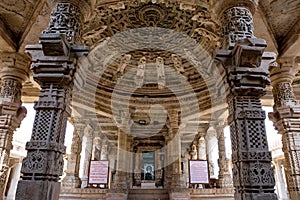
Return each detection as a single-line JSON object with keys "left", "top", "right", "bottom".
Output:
{"left": 114, "top": 128, "right": 129, "bottom": 191}
{"left": 0, "top": 53, "right": 28, "bottom": 198}
{"left": 221, "top": 7, "right": 254, "bottom": 49}
{"left": 205, "top": 126, "right": 218, "bottom": 179}
{"left": 43, "top": 2, "right": 83, "bottom": 44}
{"left": 269, "top": 58, "right": 300, "bottom": 200}
{"left": 167, "top": 111, "right": 182, "bottom": 188}
{"left": 62, "top": 122, "right": 85, "bottom": 188}
{"left": 16, "top": 2, "right": 88, "bottom": 200}
{"left": 216, "top": 36, "right": 277, "bottom": 199}
{"left": 216, "top": 125, "right": 233, "bottom": 188}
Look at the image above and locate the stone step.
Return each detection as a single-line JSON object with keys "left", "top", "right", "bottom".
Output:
{"left": 128, "top": 189, "right": 169, "bottom": 200}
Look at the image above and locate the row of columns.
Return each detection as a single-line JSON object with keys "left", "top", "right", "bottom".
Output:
{"left": 189, "top": 123, "right": 233, "bottom": 189}
{"left": 0, "top": 53, "right": 28, "bottom": 198}
{"left": 0, "top": 0, "right": 297, "bottom": 200}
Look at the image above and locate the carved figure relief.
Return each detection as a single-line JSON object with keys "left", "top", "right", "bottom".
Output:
{"left": 117, "top": 54, "right": 131, "bottom": 74}
{"left": 135, "top": 56, "right": 146, "bottom": 87}
{"left": 171, "top": 54, "right": 184, "bottom": 74}
{"left": 156, "top": 56, "right": 165, "bottom": 89}
{"left": 190, "top": 144, "right": 198, "bottom": 160}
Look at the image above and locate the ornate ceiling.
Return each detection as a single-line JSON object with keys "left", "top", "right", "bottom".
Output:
{"left": 0, "top": 0, "right": 300, "bottom": 149}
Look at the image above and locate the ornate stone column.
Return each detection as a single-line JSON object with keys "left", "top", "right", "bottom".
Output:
{"left": 114, "top": 127, "right": 129, "bottom": 190}
{"left": 168, "top": 110, "right": 181, "bottom": 189}
{"left": 81, "top": 124, "right": 94, "bottom": 188}
{"left": 205, "top": 126, "right": 218, "bottom": 179}
{"left": 62, "top": 121, "right": 85, "bottom": 188}
{"left": 215, "top": 124, "right": 233, "bottom": 188}
{"left": 0, "top": 53, "right": 28, "bottom": 198}
{"left": 6, "top": 159, "right": 22, "bottom": 200}
{"left": 108, "top": 111, "right": 131, "bottom": 199}
{"left": 16, "top": 2, "right": 88, "bottom": 199}
{"left": 268, "top": 57, "right": 300, "bottom": 200}
{"left": 215, "top": 2, "right": 277, "bottom": 199}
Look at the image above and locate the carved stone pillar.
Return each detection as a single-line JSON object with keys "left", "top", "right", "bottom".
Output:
{"left": 269, "top": 58, "right": 300, "bottom": 200}
{"left": 168, "top": 110, "right": 181, "bottom": 189}
{"left": 215, "top": 124, "right": 233, "bottom": 188}
{"left": 216, "top": 2, "right": 277, "bottom": 199}
{"left": 81, "top": 124, "right": 94, "bottom": 188}
{"left": 164, "top": 133, "right": 172, "bottom": 189}
{"left": 205, "top": 126, "right": 218, "bottom": 179}
{"left": 62, "top": 121, "right": 85, "bottom": 188}
{"left": 0, "top": 53, "right": 28, "bottom": 198}
{"left": 16, "top": 2, "right": 88, "bottom": 200}
{"left": 114, "top": 127, "right": 129, "bottom": 190}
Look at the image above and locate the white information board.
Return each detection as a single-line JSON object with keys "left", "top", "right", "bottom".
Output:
{"left": 189, "top": 160, "right": 209, "bottom": 184}
{"left": 89, "top": 160, "right": 109, "bottom": 184}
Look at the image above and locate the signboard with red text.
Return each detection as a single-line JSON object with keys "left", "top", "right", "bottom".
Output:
{"left": 89, "top": 160, "right": 109, "bottom": 184}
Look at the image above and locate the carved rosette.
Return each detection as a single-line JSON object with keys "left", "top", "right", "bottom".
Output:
{"left": 43, "top": 3, "right": 83, "bottom": 44}
{"left": 269, "top": 62, "right": 300, "bottom": 199}
{"left": 221, "top": 7, "right": 254, "bottom": 49}
{"left": 216, "top": 37, "right": 277, "bottom": 199}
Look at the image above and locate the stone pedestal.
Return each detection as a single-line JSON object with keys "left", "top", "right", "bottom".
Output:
{"left": 17, "top": 180, "right": 61, "bottom": 200}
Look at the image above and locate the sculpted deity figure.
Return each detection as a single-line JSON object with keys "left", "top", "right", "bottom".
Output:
{"left": 156, "top": 56, "right": 165, "bottom": 88}
{"left": 135, "top": 56, "right": 146, "bottom": 86}
{"left": 156, "top": 57, "right": 165, "bottom": 79}
{"left": 190, "top": 144, "right": 198, "bottom": 160}
{"left": 171, "top": 54, "right": 184, "bottom": 73}
{"left": 117, "top": 54, "right": 131, "bottom": 74}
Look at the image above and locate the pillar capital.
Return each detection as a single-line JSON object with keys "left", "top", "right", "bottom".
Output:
{"left": 270, "top": 57, "right": 299, "bottom": 85}
{"left": 213, "top": 0, "right": 258, "bottom": 16}
{"left": 0, "top": 53, "right": 30, "bottom": 82}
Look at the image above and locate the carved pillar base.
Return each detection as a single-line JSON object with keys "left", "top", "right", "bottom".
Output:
{"left": 16, "top": 180, "right": 60, "bottom": 200}
{"left": 217, "top": 172, "right": 233, "bottom": 189}
{"left": 61, "top": 175, "right": 81, "bottom": 188}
